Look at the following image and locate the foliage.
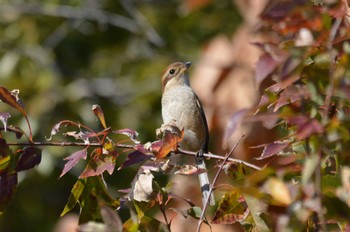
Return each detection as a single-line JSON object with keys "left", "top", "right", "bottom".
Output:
{"left": 0, "top": 0, "right": 350, "bottom": 231}
{"left": 238, "top": 0, "right": 350, "bottom": 230}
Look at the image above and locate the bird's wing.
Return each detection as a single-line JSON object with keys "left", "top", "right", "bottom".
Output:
{"left": 195, "top": 94, "right": 209, "bottom": 153}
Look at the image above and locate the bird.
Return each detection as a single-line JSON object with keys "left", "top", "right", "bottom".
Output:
{"left": 161, "top": 61, "right": 215, "bottom": 206}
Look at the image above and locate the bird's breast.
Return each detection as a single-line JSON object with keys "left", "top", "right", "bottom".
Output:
{"left": 161, "top": 85, "right": 206, "bottom": 151}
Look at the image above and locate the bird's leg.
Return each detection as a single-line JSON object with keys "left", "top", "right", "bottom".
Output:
{"left": 196, "top": 148, "right": 205, "bottom": 160}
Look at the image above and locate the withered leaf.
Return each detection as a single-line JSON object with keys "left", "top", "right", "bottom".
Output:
{"left": 0, "top": 87, "right": 26, "bottom": 115}
{"left": 132, "top": 172, "right": 156, "bottom": 202}
{"left": 212, "top": 192, "right": 249, "bottom": 224}
{"left": 92, "top": 104, "right": 107, "bottom": 129}
{"left": 174, "top": 164, "right": 206, "bottom": 176}
{"left": 48, "top": 120, "right": 75, "bottom": 140}
{"left": 113, "top": 128, "right": 140, "bottom": 144}
{"left": 0, "top": 113, "right": 10, "bottom": 132}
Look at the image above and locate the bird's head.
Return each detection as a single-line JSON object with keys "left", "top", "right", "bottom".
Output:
{"left": 161, "top": 62, "right": 191, "bottom": 92}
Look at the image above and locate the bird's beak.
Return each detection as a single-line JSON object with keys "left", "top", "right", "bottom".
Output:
{"left": 185, "top": 62, "right": 191, "bottom": 69}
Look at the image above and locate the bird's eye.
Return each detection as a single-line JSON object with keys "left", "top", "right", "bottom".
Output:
{"left": 169, "top": 69, "right": 175, "bottom": 75}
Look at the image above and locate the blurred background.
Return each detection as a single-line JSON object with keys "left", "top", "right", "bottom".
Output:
{"left": 0, "top": 0, "right": 269, "bottom": 231}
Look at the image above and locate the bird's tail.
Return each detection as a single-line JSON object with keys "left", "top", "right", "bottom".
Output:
{"left": 196, "top": 156, "right": 215, "bottom": 206}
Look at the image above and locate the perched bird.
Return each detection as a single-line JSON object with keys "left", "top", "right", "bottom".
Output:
{"left": 161, "top": 61, "right": 215, "bottom": 206}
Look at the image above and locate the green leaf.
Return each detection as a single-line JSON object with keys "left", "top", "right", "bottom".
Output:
{"left": 244, "top": 194, "right": 270, "bottom": 232}
{"left": 0, "top": 139, "right": 12, "bottom": 175}
{"left": 123, "top": 218, "right": 139, "bottom": 232}
{"left": 187, "top": 206, "right": 202, "bottom": 219}
{"left": 246, "top": 168, "right": 275, "bottom": 186}
{"left": 302, "top": 155, "right": 319, "bottom": 186}
{"left": 139, "top": 216, "right": 168, "bottom": 232}
{"left": 133, "top": 200, "right": 155, "bottom": 221}
{"left": 0, "top": 156, "right": 10, "bottom": 175}
{"left": 79, "top": 176, "right": 119, "bottom": 223}
{"left": 61, "top": 179, "right": 85, "bottom": 216}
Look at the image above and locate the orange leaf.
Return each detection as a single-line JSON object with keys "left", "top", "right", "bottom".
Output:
{"left": 155, "top": 129, "right": 184, "bottom": 159}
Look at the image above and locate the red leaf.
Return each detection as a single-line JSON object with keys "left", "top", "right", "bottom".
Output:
{"left": 287, "top": 116, "right": 324, "bottom": 139}
{"left": 266, "top": 75, "right": 301, "bottom": 93}
{"left": 255, "top": 54, "right": 280, "bottom": 87}
{"left": 295, "top": 119, "right": 324, "bottom": 140}
{"left": 92, "top": 105, "right": 107, "bottom": 129}
{"left": 258, "top": 94, "right": 270, "bottom": 107}
{"left": 60, "top": 149, "right": 87, "bottom": 178}
{"left": 274, "top": 85, "right": 309, "bottom": 112}
{"left": 118, "top": 150, "right": 152, "bottom": 170}
{"left": 255, "top": 141, "right": 290, "bottom": 160}
{"left": 260, "top": 0, "right": 299, "bottom": 21}
{"left": 79, "top": 155, "right": 115, "bottom": 178}
{"left": 15, "top": 146, "right": 42, "bottom": 171}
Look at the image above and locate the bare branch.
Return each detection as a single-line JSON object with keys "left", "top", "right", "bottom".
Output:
{"left": 120, "top": 0, "right": 164, "bottom": 46}
{"left": 0, "top": 3, "right": 163, "bottom": 45}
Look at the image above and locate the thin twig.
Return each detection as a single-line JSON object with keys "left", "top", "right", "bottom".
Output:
{"left": 315, "top": 150, "right": 326, "bottom": 232}
{"left": 196, "top": 133, "right": 245, "bottom": 232}
{"left": 177, "top": 148, "right": 261, "bottom": 170}
{"left": 5, "top": 140, "right": 260, "bottom": 170}
{"left": 324, "top": 17, "right": 342, "bottom": 113}
{"left": 158, "top": 194, "right": 172, "bottom": 232}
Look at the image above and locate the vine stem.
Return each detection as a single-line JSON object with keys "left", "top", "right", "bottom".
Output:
{"left": 196, "top": 133, "right": 245, "bottom": 232}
